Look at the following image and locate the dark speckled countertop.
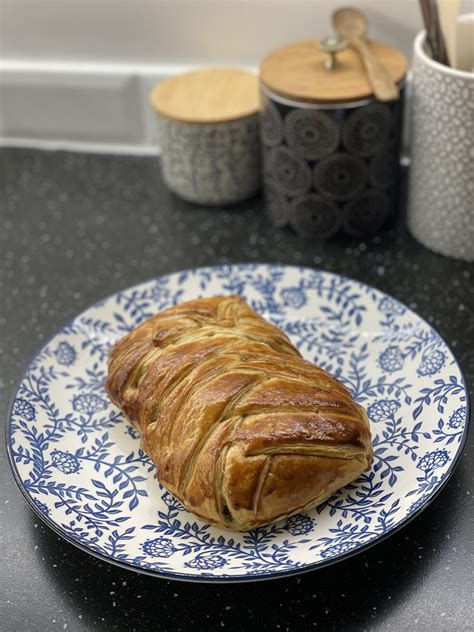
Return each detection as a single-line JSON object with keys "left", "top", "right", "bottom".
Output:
{"left": 1, "top": 148, "right": 473, "bottom": 631}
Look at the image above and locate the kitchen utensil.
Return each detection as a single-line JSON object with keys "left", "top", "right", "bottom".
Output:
{"left": 333, "top": 7, "right": 399, "bottom": 101}
{"left": 437, "top": 0, "right": 461, "bottom": 67}
{"left": 420, "top": 0, "right": 450, "bottom": 64}
{"left": 419, "top": 0, "right": 436, "bottom": 57}
{"left": 456, "top": 12, "right": 474, "bottom": 72}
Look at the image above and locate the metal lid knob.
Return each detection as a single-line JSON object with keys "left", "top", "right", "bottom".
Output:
{"left": 318, "top": 35, "right": 348, "bottom": 70}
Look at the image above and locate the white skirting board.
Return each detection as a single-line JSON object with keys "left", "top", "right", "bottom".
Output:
{"left": 0, "top": 60, "right": 260, "bottom": 155}
{"left": 0, "top": 62, "right": 412, "bottom": 160}
{"left": 0, "top": 61, "right": 199, "bottom": 155}
{"left": 0, "top": 60, "right": 412, "bottom": 159}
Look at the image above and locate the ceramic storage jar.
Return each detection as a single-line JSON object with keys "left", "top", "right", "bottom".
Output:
{"left": 407, "top": 29, "right": 474, "bottom": 262}
{"left": 151, "top": 68, "right": 261, "bottom": 205}
{"left": 259, "top": 39, "right": 407, "bottom": 238}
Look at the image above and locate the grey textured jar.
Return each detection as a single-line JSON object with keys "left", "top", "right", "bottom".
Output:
{"left": 151, "top": 68, "right": 261, "bottom": 206}
{"left": 407, "top": 31, "right": 474, "bottom": 262}
{"left": 260, "top": 39, "right": 407, "bottom": 238}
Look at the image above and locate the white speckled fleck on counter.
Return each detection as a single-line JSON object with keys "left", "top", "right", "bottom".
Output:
{"left": 0, "top": 148, "right": 473, "bottom": 631}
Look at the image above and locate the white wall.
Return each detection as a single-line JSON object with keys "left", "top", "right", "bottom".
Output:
{"left": 1, "top": 0, "right": 424, "bottom": 65}
{"left": 0, "top": 0, "right": 466, "bottom": 153}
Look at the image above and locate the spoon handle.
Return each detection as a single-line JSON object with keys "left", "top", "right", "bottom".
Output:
{"left": 419, "top": 0, "right": 436, "bottom": 58}
{"left": 351, "top": 37, "right": 399, "bottom": 101}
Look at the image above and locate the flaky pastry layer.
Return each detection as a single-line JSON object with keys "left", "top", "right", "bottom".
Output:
{"left": 106, "top": 296, "right": 372, "bottom": 530}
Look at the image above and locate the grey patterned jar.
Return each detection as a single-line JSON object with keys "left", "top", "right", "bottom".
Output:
{"left": 151, "top": 68, "right": 261, "bottom": 205}
{"left": 407, "top": 30, "right": 474, "bottom": 262}
{"left": 260, "top": 39, "right": 407, "bottom": 238}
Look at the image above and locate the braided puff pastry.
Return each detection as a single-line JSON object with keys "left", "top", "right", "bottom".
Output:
{"left": 106, "top": 295, "right": 372, "bottom": 530}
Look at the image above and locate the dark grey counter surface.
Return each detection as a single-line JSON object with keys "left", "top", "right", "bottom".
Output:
{"left": 1, "top": 148, "right": 473, "bottom": 631}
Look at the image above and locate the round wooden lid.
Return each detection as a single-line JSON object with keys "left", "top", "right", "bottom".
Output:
{"left": 260, "top": 39, "right": 407, "bottom": 104}
{"left": 150, "top": 68, "right": 260, "bottom": 124}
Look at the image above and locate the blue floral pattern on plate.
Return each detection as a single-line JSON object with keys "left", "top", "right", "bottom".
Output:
{"left": 7, "top": 264, "right": 469, "bottom": 582}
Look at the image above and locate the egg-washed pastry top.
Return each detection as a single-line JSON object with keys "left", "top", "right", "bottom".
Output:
{"left": 106, "top": 295, "right": 372, "bottom": 530}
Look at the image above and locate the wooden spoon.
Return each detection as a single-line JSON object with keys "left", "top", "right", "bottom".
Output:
{"left": 333, "top": 7, "right": 399, "bottom": 101}
{"left": 437, "top": 0, "right": 460, "bottom": 67}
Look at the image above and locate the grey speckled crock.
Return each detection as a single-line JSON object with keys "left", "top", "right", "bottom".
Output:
{"left": 158, "top": 115, "right": 261, "bottom": 206}
{"left": 407, "top": 31, "right": 474, "bottom": 262}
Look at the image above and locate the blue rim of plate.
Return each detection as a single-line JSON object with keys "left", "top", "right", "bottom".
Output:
{"left": 5, "top": 263, "right": 471, "bottom": 583}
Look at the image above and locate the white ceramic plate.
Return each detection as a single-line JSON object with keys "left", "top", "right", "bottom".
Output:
{"left": 7, "top": 264, "right": 469, "bottom": 582}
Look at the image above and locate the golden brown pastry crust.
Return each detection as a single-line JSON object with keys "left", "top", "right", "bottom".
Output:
{"left": 106, "top": 295, "right": 372, "bottom": 530}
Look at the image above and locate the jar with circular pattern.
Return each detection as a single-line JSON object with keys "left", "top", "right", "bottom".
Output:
{"left": 151, "top": 68, "right": 261, "bottom": 205}
{"left": 259, "top": 38, "right": 407, "bottom": 238}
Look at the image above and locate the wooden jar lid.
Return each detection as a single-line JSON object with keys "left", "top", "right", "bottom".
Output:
{"left": 150, "top": 68, "right": 260, "bottom": 124}
{"left": 260, "top": 39, "right": 407, "bottom": 104}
